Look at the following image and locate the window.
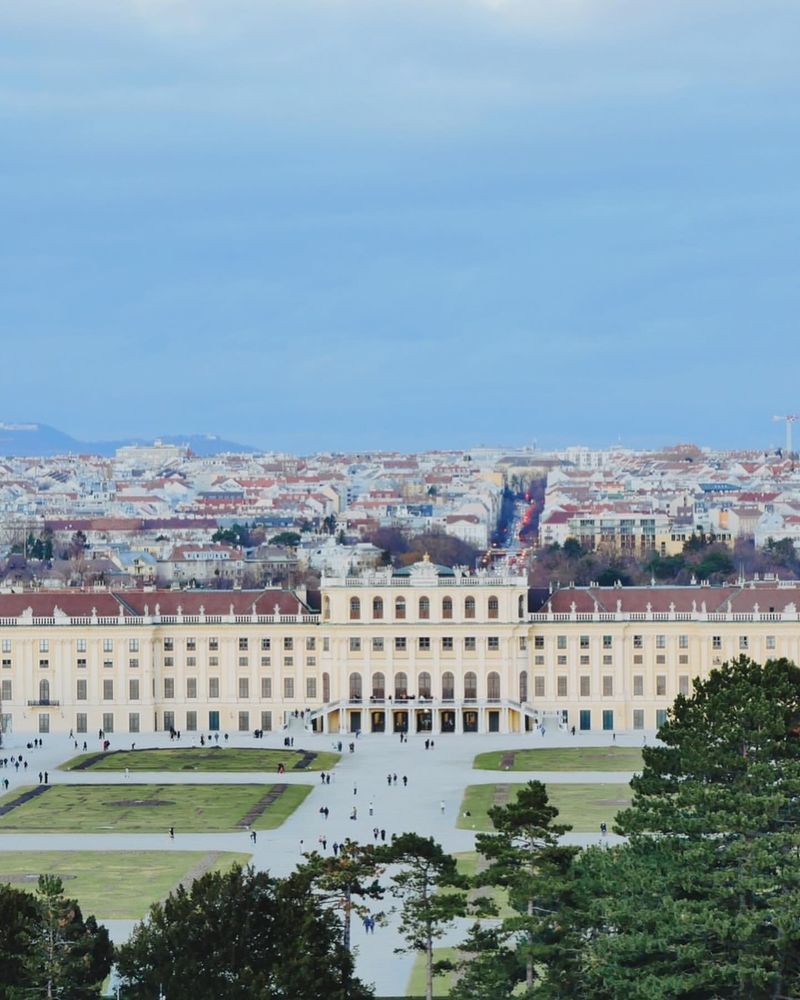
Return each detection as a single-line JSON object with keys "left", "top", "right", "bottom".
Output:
{"left": 464, "top": 672, "right": 477, "bottom": 700}
{"left": 283, "top": 656, "right": 294, "bottom": 667}
{"left": 488, "top": 637, "right": 500, "bottom": 651}
{"left": 1, "top": 658, "right": 12, "bottom": 669}
{"left": 602, "top": 675, "right": 613, "bottom": 697}
{"left": 323, "top": 638, "right": 330, "bottom": 652}
{"left": 239, "top": 656, "right": 249, "bottom": 668}
{"left": 534, "top": 676, "right": 545, "bottom": 698}
{"left": 442, "top": 637, "right": 454, "bottom": 650}
{"left": 209, "top": 656, "right": 219, "bottom": 667}
{"left": 633, "top": 655, "right": 643, "bottom": 665}
{"left": 164, "top": 657, "right": 174, "bottom": 668}
{"left": 349, "top": 673, "right": 362, "bottom": 701}
{"left": 186, "top": 656, "right": 196, "bottom": 667}
{"left": 418, "top": 671, "right": 432, "bottom": 698}
{"left": 519, "top": 671, "right": 528, "bottom": 701}
{"left": 603, "top": 635, "right": 613, "bottom": 649}
{"left": 487, "top": 671, "right": 501, "bottom": 700}
{"left": 419, "top": 597, "right": 430, "bottom": 619}
{"left": 77, "top": 658, "right": 86, "bottom": 670}
{"left": 306, "top": 637, "right": 316, "bottom": 651}
{"left": 284, "top": 677, "right": 295, "bottom": 699}
{"left": 679, "top": 654, "right": 689, "bottom": 664}
{"left": 76, "top": 679, "right": 89, "bottom": 701}
{"left": 238, "top": 711, "right": 250, "bottom": 732}
{"left": 633, "top": 709, "right": 644, "bottom": 730}
{"left": 679, "top": 634, "right": 689, "bottom": 649}
{"left": 349, "top": 638, "right": 362, "bottom": 652}
{"left": 602, "top": 710, "right": 614, "bottom": 732}
{"left": 464, "top": 597, "right": 476, "bottom": 619}
{"left": 766, "top": 635, "right": 776, "bottom": 650}
{"left": 418, "top": 637, "right": 431, "bottom": 651}
{"left": 739, "top": 636, "right": 749, "bottom": 651}
{"left": 372, "top": 597, "right": 384, "bottom": 620}
{"left": 519, "top": 636, "right": 527, "bottom": 650}
{"left": 535, "top": 655, "right": 545, "bottom": 665}
{"left": 656, "top": 675, "right": 667, "bottom": 697}
{"left": 656, "top": 709, "right": 668, "bottom": 727}
{"left": 209, "top": 677, "right": 220, "bottom": 698}
{"left": 103, "top": 639, "right": 113, "bottom": 653}
{"left": 164, "top": 678, "right": 174, "bottom": 699}
{"left": 395, "top": 597, "right": 406, "bottom": 620}
{"left": 103, "top": 658, "right": 114, "bottom": 670}
{"left": 656, "top": 655, "right": 666, "bottom": 665}
{"left": 209, "top": 638, "right": 219, "bottom": 651}
{"left": 580, "top": 635, "right": 589, "bottom": 649}
{"left": 239, "top": 638, "right": 249, "bottom": 651}
{"left": 164, "top": 638, "right": 174, "bottom": 651}
{"left": 602, "top": 655, "right": 612, "bottom": 666}
{"left": 442, "top": 672, "right": 455, "bottom": 700}
{"left": 186, "top": 711, "right": 197, "bottom": 732}
{"left": 712, "top": 636, "right": 722, "bottom": 649}
{"left": 261, "top": 656, "right": 271, "bottom": 667}
{"left": 261, "top": 638, "right": 271, "bottom": 651}
{"left": 679, "top": 675, "right": 690, "bottom": 696}
{"left": 187, "top": 677, "right": 197, "bottom": 699}
{"left": 557, "top": 655, "right": 567, "bottom": 665}
{"left": 372, "top": 638, "right": 384, "bottom": 652}
{"left": 39, "top": 659, "right": 49, "bottom": 670}
{"left": 306, "top": 656, "right": 316, "bottom": 667}
{"left": 557, "top": 635, "right": 567, "bottom": 649}
{"left": 284, "top": 638, "right": 293, "bottom": 651}
{"left": 372, "top": 672, "right": 385, "bottom": 699}
{"left": 394, "top": 672, "right": 408, "bottom": 699}
{"left": 464, "top": 637, "right": 476, "bottom": 651}
{"left": 488, "top": 596, "right": 499, "bottom": 619}
{"left": 534, "top": 636, "right": 544, "bottom": 649}
{"left": 350, "top": 597, "right": 361, "bottom": 620}
{"left": 102, "top": 713, "right": 114, "bottom": 734}
{"left": 185, "top": 638, "right": 195, "bottom": 651}
{"left": 129, "top": 658, "right": 139, "bottom": 669}
{"left": 306, "top": 677, "right": 317, "bottom": 699}
{"left": 323, "top": 596, "right": 331, "bottom": 620}
{"left": 394, "top": 637, "right": 407, "bottom": 652}
{"left": 40, "top": 640, "right": 49, "bottom": 653}
{"left": 656, "top": 634, "right": 666, "bottom": 649}
{"left": 633, "top": 635, "right": 642, "bottom": 649}
{"left": 261, "top": 711, "right": 273, "bottom": 732}
{"left": 76, "top": 713, "right": 87, "bottom": 734}
{"left": 129, "top": 639, "right": 139, "bottom": 652}
{"left": 239, "top": 678, "right": 250, "bottom": 699}
{"left": 580, "top": 655, "right": 590, "bottom": 666}
{"left": 261, "top": 677, "right": 272, "bottom": 698}
{"left": 103, "top": 679, "right": 113, "bottom": 701}
{"left": 442, "top": 597, "right": 453, "bottom": 619}
{"left": 579, "top": 676, "right": 590, "bottom": 697}
{"left": 1, "top": 680, "right": 10, "bottom": 701}
{"left": 129, "top": 679, "right": 140, "bottom": 701}
{"left": 633, "top": 675, "right": 644, "bottom": 696}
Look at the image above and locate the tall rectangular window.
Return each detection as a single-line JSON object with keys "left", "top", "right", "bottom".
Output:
{"left": 602, "top": 675, "right": 613, "bottom": 697}
{"left": 534, "top": 676, "right": 545, "bottom": 698}
{"left": 656, "top": 675, "right": 667, "bottom": 697}
{"left": 76, "top": 680, "right": 87, "bottom": 701}
{"left": 557, "top": 676, "right": 568, "bottom": 697}
{"left": 283, "top": 677, "right": 294, "bottom": 699}
{"left": 186, "top": 678, "right": 197, "bottom": 699}
{"left": 261, "top": 710, "right": 272, "bottom": 731}
{"left": 209, "top": 677, "right": 220, "bottom": 698}
{"left": 102, "top": 712, "right": 114, "bottom": 734}
{"left": 186, "top": 711, "right": 197, "bottom": 731}
{"left": 632, "top": 709, "right": 644, "bottom": 730}
{"left": 103, "top": 679, "right": 113, "bottom": 701}
{"left": 129, "top": 679, "right": 140, "bottom": 701}
{"left": 261, "top": 677, "right": 272, "bottom": 699}
{"left": 238, "top": 711, "right": 249, "bottom": 732}
{"left": 579, "top": 676, "right": 590, "bottom": 697}
{"left": 633, "top": 675, "right": 644, "bottom": 696}
{"left": 678, "top": 675, "right": 690, "bottom": 696}
{"left": 306, "top": 677, "right": 317, "bottom": 699}
{"left": 238, "top": 677, "right": 250, "bottom": 699}
{"left": 129, "top": 713, "right": 140, "bottom": 733}
{"left": 76, "top": 712, "right": 87, "bottom": 734}
{"left": 164, "top": 678, "right": 174, "bottom": 699}
{"left": 1, "top": 680, "right": 11, "bottom": 701}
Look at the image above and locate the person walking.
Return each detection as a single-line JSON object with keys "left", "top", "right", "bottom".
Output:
{"left": 402, "top": 775, "right": 408, "bottom": 787}
{"left": 44, "top": 771, "right": 48, "bottom": 784}
{"left": 250, "top": 830, "right": 257, "bottom": 844}
{"left": 368, "top": 801, "right": 374, "bottom": 816}
{"left": 440, "top": 800, "right": 445, "bottom": 813}
{"left": 169, "top": 826, "right": 175, "bottom": 839}
{"left": 380, "top": 828, "right": 386, "bottom": 842}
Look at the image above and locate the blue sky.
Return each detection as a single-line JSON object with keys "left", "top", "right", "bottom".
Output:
{"left": 1, "top": 1, "right": 799, "bottom": 452}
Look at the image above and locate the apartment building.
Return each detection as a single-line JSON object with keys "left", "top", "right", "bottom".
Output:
{"left": 2, "top": 564, "right": 800, "bottom": 738}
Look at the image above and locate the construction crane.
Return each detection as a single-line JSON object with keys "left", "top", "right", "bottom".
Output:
{"left": 773, "top": 414, "right": 800, "bottom": 456}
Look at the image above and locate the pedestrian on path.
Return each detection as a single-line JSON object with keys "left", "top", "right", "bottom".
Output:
{"left": 386, "top": 774, "right": 392, "bottom": 786}
{"left": 169, "top": 826, "right": 175, "bottom": 839}
{"left": 38, "top": 772, "right": 42, "bottom": 784}
{"left": 250, "top": 830, "right": 257, "bottom": 844}
{"left": 380, "top": 829, "right": 386, "bottom": 842}
{"left": 44, "top": 772, "right": 48, "bottom": 784}
{"left": 402, "top": 775, "right": 408, "bottom": 787}
{"left": 368, "top": 801, "right": 373, "bottom": 816}
{"left": 440, "top": 800, "right": 445, "bottom": 813}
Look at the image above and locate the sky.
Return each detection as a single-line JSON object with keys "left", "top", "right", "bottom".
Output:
{"left": 1, "top": 0, "right": 799, "bottom": 453}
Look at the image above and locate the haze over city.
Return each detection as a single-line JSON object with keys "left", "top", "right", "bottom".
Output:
{"left": 2, "top": 0, "right": 799, "bottom": 451}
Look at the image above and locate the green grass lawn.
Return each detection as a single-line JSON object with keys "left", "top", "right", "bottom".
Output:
{"left": 473, "top": 746, "right": 643, "bottom": 772}
{"left": 457, "top": 783, "right": 632, "bottom": 833}
{"left": 0, "top": 850, "right": 250, "bottom": 920}
{"left": 62, "top": 747, "right": 340, "bottom": 773}
{"left": 406, "top": 947, "right": 459, "bottom": 998}
{"left": 0, "top": 783, "right": 312, "bottom": 833}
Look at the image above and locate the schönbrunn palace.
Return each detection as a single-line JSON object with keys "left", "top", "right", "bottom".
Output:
{"left": 0, "top": 557, "right": 797, "bottom": 738}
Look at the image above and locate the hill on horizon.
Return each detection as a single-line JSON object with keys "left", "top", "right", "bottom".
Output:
{"left": 0, "top": 423, "right": 259, "bottom": 458}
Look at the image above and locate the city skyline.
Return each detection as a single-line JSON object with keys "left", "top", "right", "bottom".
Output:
{"left": 2, "top": 1, "right": 799, "bottom": 451}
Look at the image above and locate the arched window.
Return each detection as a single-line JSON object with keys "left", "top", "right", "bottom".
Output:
{"left": 323, "top": 596, "right": 331, "bottom": 620}
{"left": 465, "top": 596, "right": 476, "bottom": 619}
{"left": 442, "top": 671, "right": 455, "bottom": 700}
{"left": 349, "top": 672, "right": 363, "bottom": 702}
{"left": 418, "top": 596, "right": 430, "bottom": 620}
{"left": 394, "top": 672, "right": 408, "bottom": 700}
{"left": 39, "top": 679, "right": 50, "bottom": 704}
{"left": 442, "top": 596, "right": 453, "bottom": 620}
{"left": 518, "top": 594, "right": 525, "bottom": 618}
{"left": 372, "top": 596, "right": 384, "bottom": 620}
{"left": 519, "top": 670, "right": 529, "bottom": 702}
{"left": 418, "top": 671, "right": 432, "bottom": 699}
{"left": 395, "top": 597, "right": 406, "bottom": 620}
{"left": 487, "top": 671, "right": 501, "bottom": 701}
{"left": 372, "top": 672, "right": 385, "bottom": 700}
{"left": 488, "top": 595, "right": 499, "bottom": 620}
{"left": 464, "top": 671, "right": 477, "bottom": 700}
{"left": 349, "top": 597, "right": 361, "bottom": 621}
{"left": 322, "top": 672, "right": 330, "bottom": 703}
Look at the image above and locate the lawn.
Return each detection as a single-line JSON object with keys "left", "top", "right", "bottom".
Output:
{"left": 457, "top": 783, "right": 632, "bottom": 833}
{"left": 473, "top": 746, "right": 643, "bottom": 772}
{"left": 406, "top": 947, "right": 459, "bottom": 998}
{"left": 0, "top": 783, "right": 312, "bottom": 833}
{"left": 62, "top": 747, "right": 340, "bottom": 773}
{"left": 0, "top": 850, "right": 250, "bottom": 919}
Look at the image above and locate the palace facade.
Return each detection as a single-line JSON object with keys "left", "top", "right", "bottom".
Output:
{"left": 1, "top": 558, "right": 799, "bottom": 738}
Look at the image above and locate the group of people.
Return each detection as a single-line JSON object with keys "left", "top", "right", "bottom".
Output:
{"left": 385, "top": 773, "right": 408, "bottom": 786}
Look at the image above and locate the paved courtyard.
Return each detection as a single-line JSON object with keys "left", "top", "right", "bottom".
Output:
{"left": 0, "top": 725, "right": 641, "bottom": 995}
